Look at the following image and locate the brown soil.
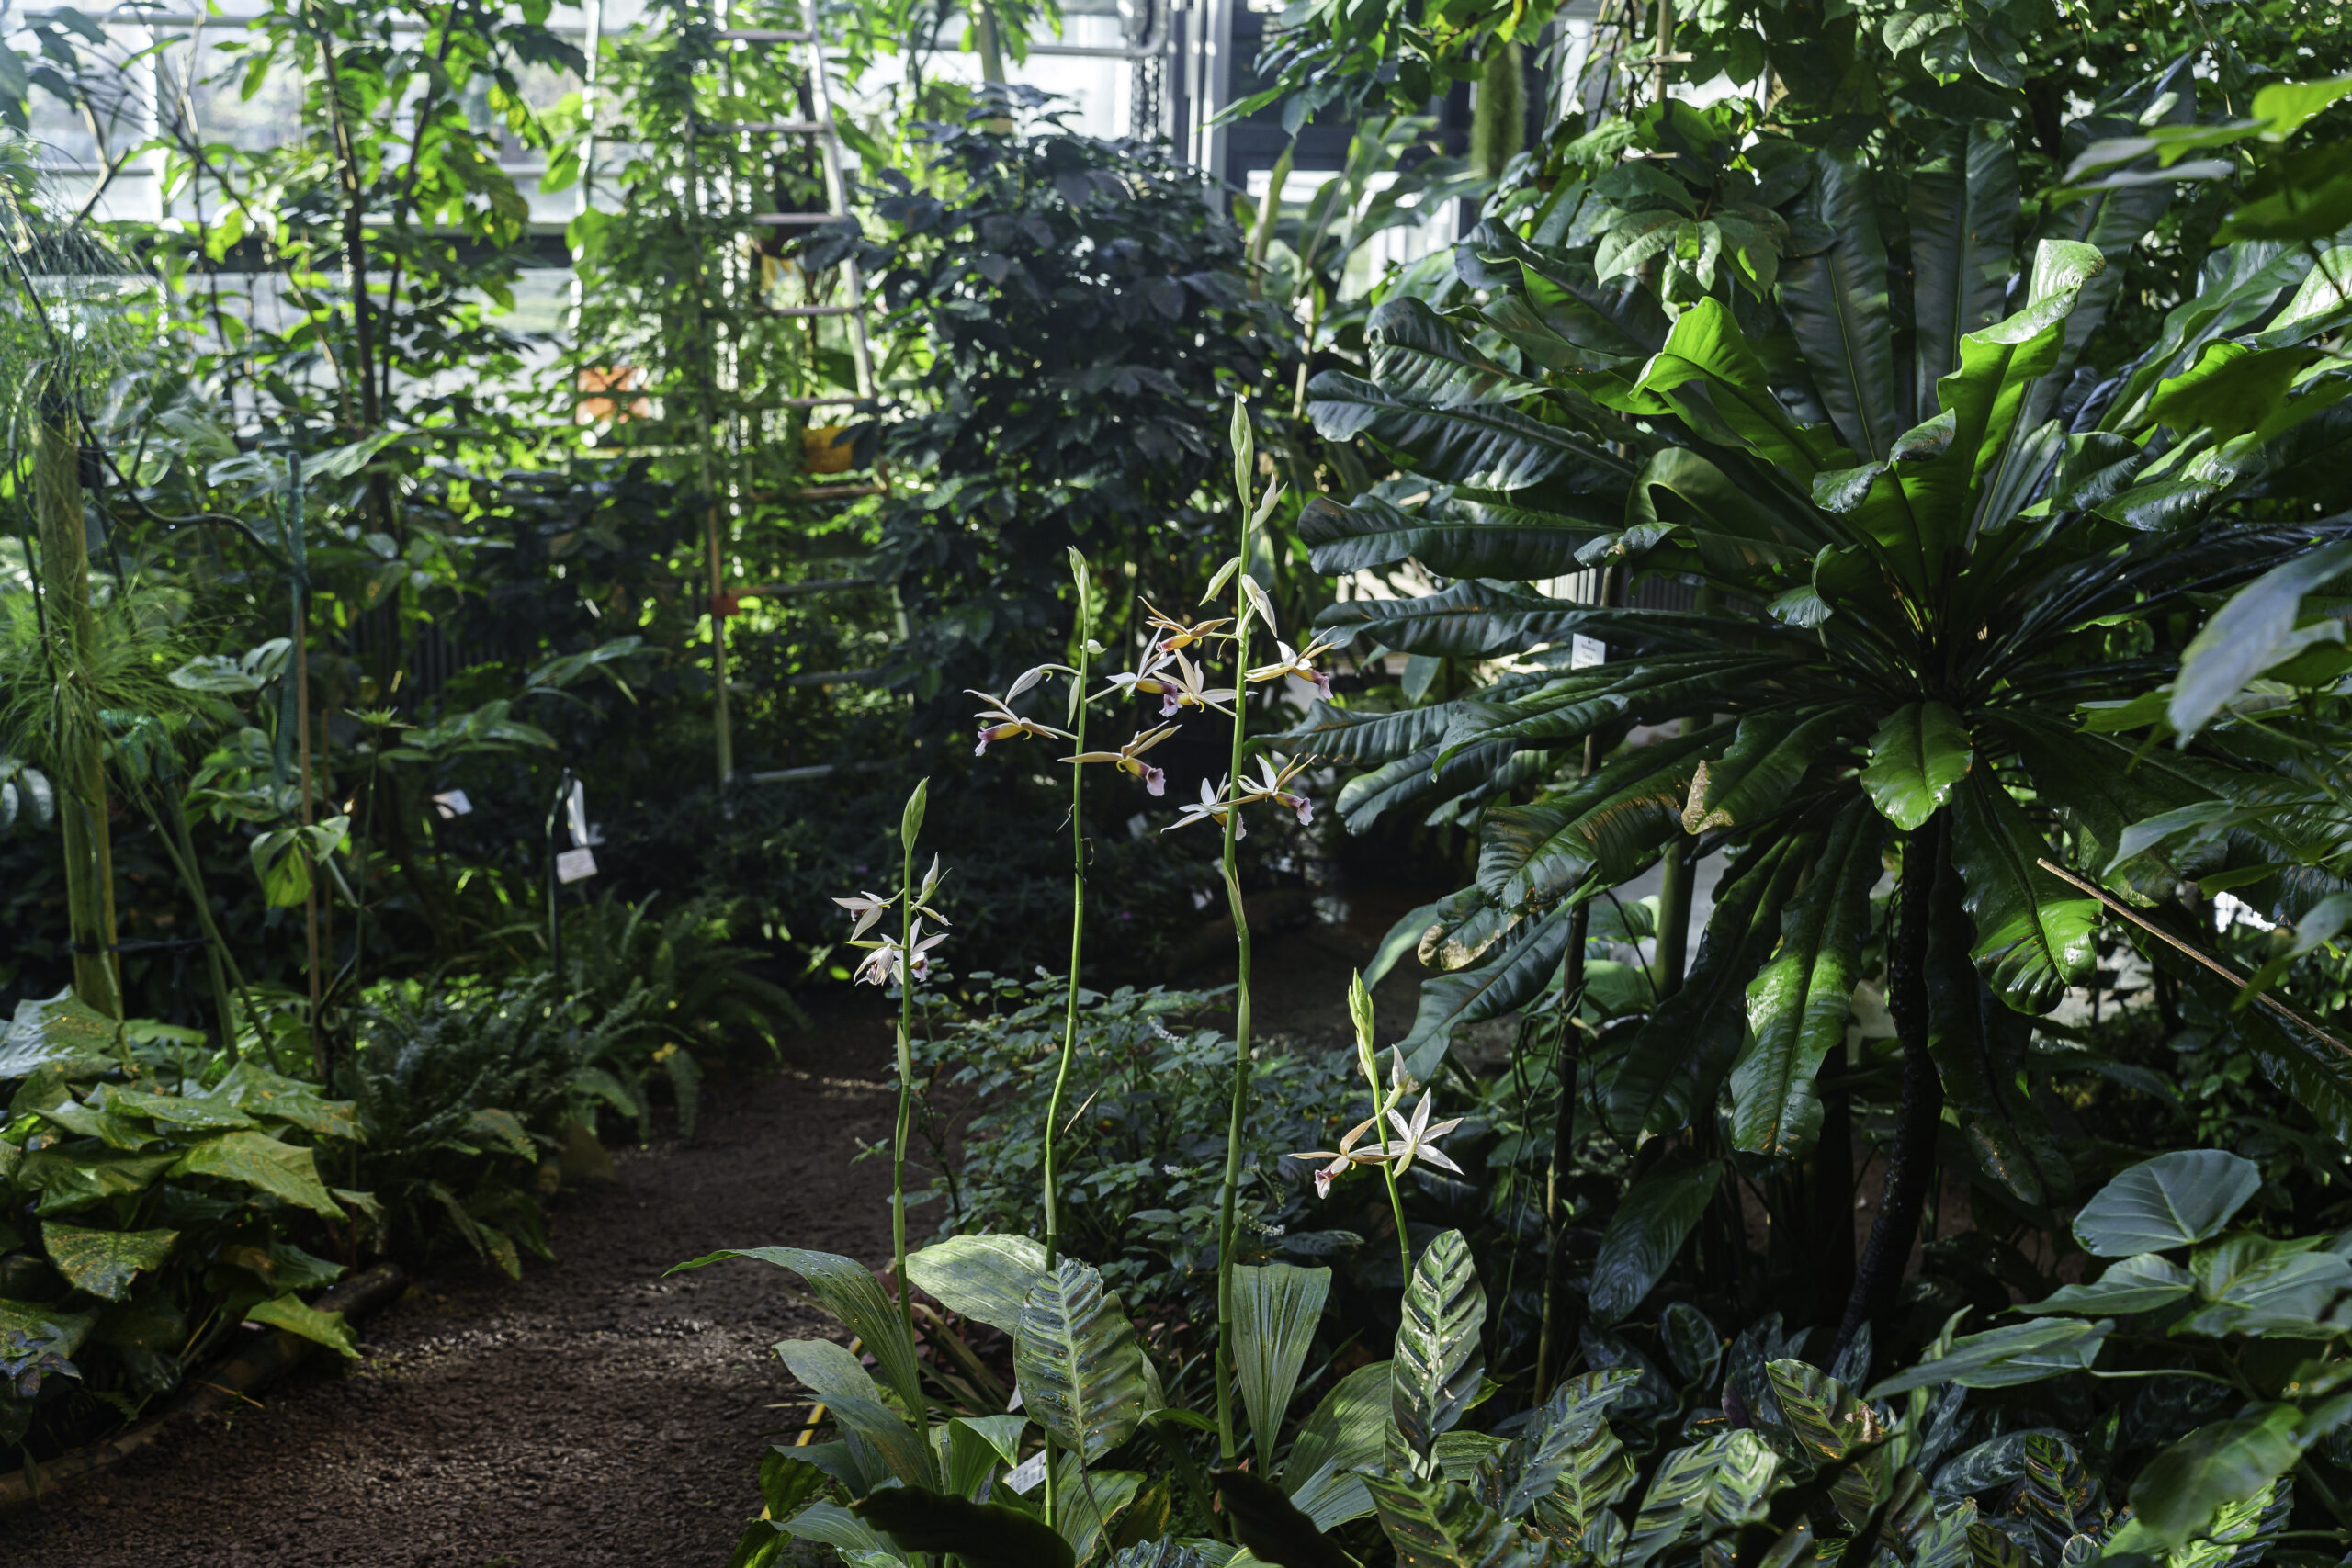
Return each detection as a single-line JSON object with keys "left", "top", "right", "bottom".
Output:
{"left": 6, "top": 998, "right": 900, "bottom": 1568}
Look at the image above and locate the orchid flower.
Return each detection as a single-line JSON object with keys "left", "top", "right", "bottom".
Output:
{"left": 969, "top": 687, "right": 1075, "bottom": 756}
{"left": 1245, "top": 636, "right": 1340, "bottom": 700}
{"left": 1140, "top": 598, "right": 1233, "bottom": 657}
{"left": 1102, "top": 649, "right": 1181, "bottom": 705}
{"left": 1164, "top": 775, "right": 1243, "bottom": 839}
{"left": 1377, "top": 1089, "right": 1466, "bottom": 1179}
{"left": 1235, "top": 752, "right": 1317, "bottom": 825}
{"left": 1293, "top": 1076, "right": 1408, "bottom": 1198}
{"left": 852, "top": 919, "right": 947, "bottom": 988}
{"left": 831, "top": 889, "right": 894, "bottom": 940}
{"left": 1156, "top": 649, "right": 1237, "bottom": 718}
{"left": 1062, "top": 723, "right": 1180, "bottom": 796}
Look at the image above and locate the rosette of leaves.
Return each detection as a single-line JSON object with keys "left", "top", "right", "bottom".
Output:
{"left": 1289, "top": 62, "right": 2352, "bottom": 1338}
{"left": 0, "top": 1015, "right": 369, "bottom": 1452}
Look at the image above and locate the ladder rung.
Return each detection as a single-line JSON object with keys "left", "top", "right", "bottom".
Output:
{"left": 778, "top": 395, "right": 877, "bottom": 408}
{"left": 765, "top": 304, "right": 857, "bottom": 318}
{"left": 790, "top": 482, "right": 889, "bottom": 501}
{"left": 742, "top": 763, "right": 835, "bottom": 783}
{"left": 740, "top": 577, "right": 880, "bottom": 598}
{"left": 717, "top": 28, "right": 813, "bottom": 41}
{"left": 749, "top": 212, "right": 851, "bottom": 227}
{"left": 699, "top": 119, "right": 830, "bottom": 135}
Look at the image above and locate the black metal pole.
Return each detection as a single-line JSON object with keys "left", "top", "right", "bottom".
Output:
{"left": 547, "top": 766, "right": 573, "bottom": 980}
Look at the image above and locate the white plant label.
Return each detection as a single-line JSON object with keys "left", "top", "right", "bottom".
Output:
{"left": 556, "top": 847, "right": 599, "bottom": 884}
{"left": 431, "top": 790, "right": 472, "bottom": 818}
{"left": 1571, "top": 633, "right": 1606, "bottom": 670}
{"left": 1005, "top": 1450, "right": 1049, "bottom": 1495}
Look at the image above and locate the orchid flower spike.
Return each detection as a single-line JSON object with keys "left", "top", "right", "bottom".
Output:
{"left": 1236, "top": 751, "right": 1317, "bottom": 825}
{"left": 832, "top": 889, "right": 895, "bottom": 940}
{"left": 1101, "top": 649, "right": 1180, "bottom": 705}
{"left": 1157, "top": 649, "right": 1238, "bottom": 718}
{"left": 1062, "top": 723, "right": 1180, "bottom": 796}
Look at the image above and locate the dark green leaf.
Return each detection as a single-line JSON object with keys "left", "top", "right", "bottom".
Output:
{"left": 906, "top": 1233, "right": 1047, "bottom": 1336}
{"left": 1781, "top": 149, "right": 1900, "bottom": 462}
{"left": 1589, "top": 1152, "right": 1723, "bottom": 1325}
{"left": 1231, "top": 1262, "right": 1329, "bottom": 1468}
{"left": 1392, "top": 1230, "right": 1487, "bottom": 1478}
{"left": 1867, "top": 1317, "right": 2110, "bottom": 1396}
{"left": 851, "top": 1484, "right": 1078, "bottom": 1568}
{"left": 1860, "top": 702, "right": 1973, "bottom": 832}
{"left": 1946, "top": 770, "right": 2098, "bottom": 1012}
{"left": 1013, "top": 1258, "right": 1153, "bottom": 1461}
{"left": 1368, "top": 1471, "right": 1560, "bottom": 1568}
{"left": 1215, "top": 1468, "right": 1354, "bottom": 1568}
{"left": 2072, "top": 1150, "right": 2261, "bottom": 1256}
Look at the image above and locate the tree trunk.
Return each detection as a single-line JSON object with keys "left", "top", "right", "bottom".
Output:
{"left": 35, "top": 393, "right": 119, "bottom": 1016}
{"left": 1811, "top": 1046, "right": 1855, "bottom": 1326}
{"left": 1836, "top": 816, "right": 1943, "bottom": 1357}
{"left": 1534, "top": 897, "right": 1591, "bottom": 1396}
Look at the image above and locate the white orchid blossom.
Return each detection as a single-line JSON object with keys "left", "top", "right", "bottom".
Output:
{"left": 1062, "top": 723, "right": 1180, "bottom": 796}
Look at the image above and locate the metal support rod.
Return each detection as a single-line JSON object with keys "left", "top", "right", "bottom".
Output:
{"left": 547, "top": 765, "right": 573, "bottom": 980}
{"left": 801, "top": 0, "right": 874, "bottom": 398}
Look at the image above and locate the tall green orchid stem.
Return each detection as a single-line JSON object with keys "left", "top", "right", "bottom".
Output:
{"left": 1214, "top": 399, "right": 1260, "bottom": 1464}
{"left": 1041, "top": 550, "right": 1095, "bottom": 1533}
{"left": 893, "top": 778, "right": 931, "bottom": 1450}
{"left": 1348, "top": 973, "right": 1412, "bottom": 1282}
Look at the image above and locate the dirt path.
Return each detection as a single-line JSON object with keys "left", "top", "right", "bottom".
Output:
{"left": 8, "top": 1005, "right": 899, "bottom": 1568}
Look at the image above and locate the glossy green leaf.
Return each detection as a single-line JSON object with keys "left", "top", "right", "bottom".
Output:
{"left": 2119, "top": 1406, "right": 2304, "bottom": 1551}
{"left": 1475, "top": 1367, "right": 1642, "bottom": 1521}
{"left": 2072, "top": 1149, "right": 2261, "bottom": 1256}
{"left": 1282, "top": 1359, "right": 1392, "bottom": 1492}
{"left": 1306, "top": 369, "right": 1598, "bottom": 490}
{"left": 1623, "top": 1430, "right": 1781, "bottom": 1568}
{"left": 1316, "top": 578, "right": 1592, "bottom": 660}
{"left": 1867, "top": 1317, "right": 2110, "bottom": 1396}
{"left": 1607, "top": 837, "right": 1808, "bottom": 1141}
{"left": 1588, "top": 1152, "right": 1722, "bottom": 1325}
{"left": 1731, "top": 802, "right": 1884, "bottom": 1154}
{"left": 1231, "top": 1262, "right": 1329, "bottom": 1469}
{"left": 672, "top": 1247, "right": 924, "bottom": 1420}
{"left": 1013, "top": 1257, "right": 1153, "bottom": 1461}
{"left": 945, "top": 1414, "right": 1026, "bottom": 1499}
{"left": 1395, "top": 904, "right": 1577, "bottom": 1081}
{"left": 1911, "top": 120, "right": 2022, "bottom": 412}
{"left": 1946, "top": 770, "right": 2098, "bottom": 1012}
{"left": 1297, "top": 491, "right": 1612, "bottom": 580}
{"left": 1860, "top": 702, "right": 1973, "bottom": 832}
{"left": 2170, "top": 538, "right": 2352, "bottom": 739}
{"left": 1781, "top": 149, "right": 1900, "bottom": 462}
{"left": 1683, "top": 709, "right": 1844, "bottom": 834}
{"left": 41, "top": 1224, "right": 176, "bottom": 1303}
{"left": 906, "top": 1233, "right": 1047, "bottom": 1336}
{"left": 1049, "top": 1455, "right": 1141, "bottom": 1563}
{"left": 1391, "top": 1230, "right": 1487, "bottom": 1478}
{"left": 1367, "top": 1471, "right": 1559, "bottom": 1568}
{"left": 244, "top": 1292, "right": 358, "bottom": 1358}
{"left": 852, "top": 1483, "right": 1077, "bottom": 1568}
{"left": 2024, "top": 1253, "right": 2194, "bottom": 1315}
{"left": 2178, "top": 1234, "right": 2352, "bottom": 1335}
{"left": 1627, "top": 297, "right": 1847, "bottom": 478}
{"left": 168, "top": 1131, "right": 345, "bottom": 1218}
{"left": 776, "top": 1338, "right": 933, "bottom": 1487}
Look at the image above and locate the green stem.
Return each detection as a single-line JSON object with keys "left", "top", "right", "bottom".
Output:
{"left": 1214, "top": 510, "right": 1255, "bottom": 1463}
{"left": 1366, "top": 1053, "right": 1412, "bottom": 1281}
{"left": 1042, "top": 610, "right": 1091, "bottom": 1532}
{"left": 893, "top": 817, "right": 928, "bottom": 1449}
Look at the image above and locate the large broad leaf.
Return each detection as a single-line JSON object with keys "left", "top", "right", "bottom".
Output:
{"left": 169, "top": 1131, "right": 345, "bottom": 1218}
{"left": 1339, "top": 741, "right": 1521, "bottom": 833}
{"left": 1215, "top": 1467, "right": 1355, "bottom": 1568}
{"left": 1623, "top": 298, "right": 1848, "bottom": 478}
{"left": 2110, "top": 241, "right": 2319, "bottom": 430}
{"left": 2177, "top": 1235, "right": 2352, "bottom": 1337}
{"left": 201, "top": 1060, "right": 360, "bottom": 1141}
{"left": 0, "top": 990, "right": 119, "bottom": 1081}
{"left": 1730, "top": 801, "right": 1884, "bottom": 1155}
{"left": 1315, "top": 578, "right": 1591, "bottom": 660}
{"left": 244, "top": 1293, "right": 358, "bottom": 1358}
{"left": 673, "top": 1247, "right": 924, "bottom": 1419}
{"left": 1477, "top": 731, "right": 1714, "bottom": 911}
{"left": 1230, "top": 1262, "right": 1329, "bottom": 1469}
{"left": 1306, "top": 370, "right": 1600, "bottom": 491}
{"left": 851, "top": 1484, "right": 1077, "bottom": 1568}
{"left": 2024, "top": 1253, "right": 2195, "bottom": 1316}
{"left": 1911, "top": 120, "right": 2022, "bottom": 412}
{"left": 1867, "top": 1317, "right": 2111, "bottom": 1396}
{"left": 1396, "top": 904, "right": 1577, "bottom": 1081}
{"left": 1860, "top": 701, "right": 1973, "bottom": 832}
{"left": 1625, "top": 446, "right": 1833, "bottom": 559}
{"left": 1587, "top": 1152, "right": 1723, "bottom": 1325}
{"left": 1048, "top": 1455, "right": 1142, "bottom": 1564}
{"left": 1923, "top": 842, "right": 2069, "bottom": 1207}
{"left": 945, "top": 1414, "right": 1027, "bottom": 1499}
{"left": 1297, "top": 491, "right": 1612, "bottom": 579}
{"left": 17, "top": 1148, "right": 177, "bottom": 1213}
{"left": 1762, "top": 1359, "right": 1886, "bottom": 1527}
{"left": 1367, "top": 1472, "right": 1560, "bottom": 1568}
{"left": 1781, "top": 149, "right": 1900, "bottom": 463}
{"left": 1622, "top": 1430, "right": 1781, "bottom": 1568}
{"left": 905, "top": 1233, "right": 1047, "bottom": 1336}
{"left": 1607, "top": 837, "right": 1809, "bottom": 1141}
{"left": 1392, "top": 1231, "right": 1487, "bottom": 1479}
{"left": 780, "top": 1500, "right": 891, "bottom": 1555}
{"left": 42, "top": 1224, "right": 176, "bottom": 1302}
{"left": 2168, "top": 538, "right": 2352, "bottom": 738}
{"left": 1283, "top": 1359, "right": 1393, "bottom": 1492}
{"left": 1473, "top": 1369, "right": 1642, "bottom": 1521}
{"left": 1013, "top": 1258, "right": 1153, "bottom": 1461}
{"left": 1681, "top": 709, "right": 1844, "bottom": 834}
{"left": 2115, "top": 1406, "right": 2304, "bottom": 1551}
{"left": 2071, "top": 1150, "right": 2261, "bottom": 1257}
{"left": 775, "top": 1338, "right": 933, "bottom": 1487}
{"left": 1365, "top": 296, "right": 1542, "bottom": 408}
{"left": 1946, "top": 770, "right": 2098, "bottom": 1012}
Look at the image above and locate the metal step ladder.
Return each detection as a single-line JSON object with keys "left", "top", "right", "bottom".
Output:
{"left": 695, "top": 0, "right": 877, "bottom": 411}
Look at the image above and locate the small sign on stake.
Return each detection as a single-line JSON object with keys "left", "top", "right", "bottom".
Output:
{"left": 556, "top": 847, "right": 599, "bottom": 884}
{"left": 1571, "top": 633, "right": 1606, "bottom": 670}
{"left": 430, "top": 789, "right": 473, "bottom": 818}
{"left": 1004, "top": 1450, "right": 1050, "bottom": 1495}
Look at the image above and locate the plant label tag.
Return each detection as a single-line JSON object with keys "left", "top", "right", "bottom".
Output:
{"left": 1005, "top": 1450, "right": 1049, "bottom": 1495}
{"left": 431, "top": 790, "right": 473, "bottom": 818}
{"left": 1571, "top": 634, "right": 1606, "bottom": 670}
{"left": 556, "top": 847, "right": 599, "bottom": 884}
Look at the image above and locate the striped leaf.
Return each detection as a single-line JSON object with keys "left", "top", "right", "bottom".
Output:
{"left": 1390, "top": 1231, "right": 1487, "bottom": 1479}
{"left": 1013, "top": 1258, "right": 1153, "bottom": 1461}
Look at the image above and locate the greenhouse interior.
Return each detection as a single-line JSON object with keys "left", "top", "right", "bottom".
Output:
{"left": 5, "top": 0, "right": 2352, "bottom": 1563}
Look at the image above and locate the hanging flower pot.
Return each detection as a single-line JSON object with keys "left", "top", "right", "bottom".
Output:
{"left": 802, "top": 425, "right": 854, "bottom": 474}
